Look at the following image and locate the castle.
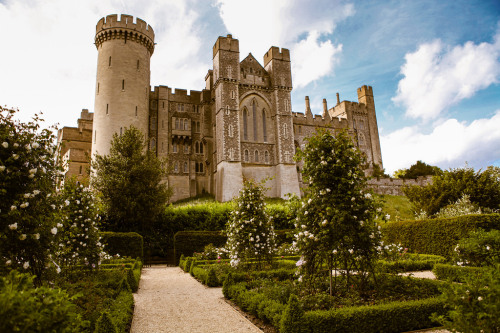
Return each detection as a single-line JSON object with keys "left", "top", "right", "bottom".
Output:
{"left": 57, "top": 14, "right": 383, "bottom": 202}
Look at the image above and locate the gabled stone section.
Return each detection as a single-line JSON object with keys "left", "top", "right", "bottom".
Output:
{"left": 240, "top": 53, "right": 270, "bottom": 87}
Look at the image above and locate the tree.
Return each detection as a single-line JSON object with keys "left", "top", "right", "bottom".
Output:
{"left": 92, "top": 126, "right": 171, "bottom": 233}
{"left": 294, "top": 129, "right": 384, "bottom": 295}
{"left": 0, "top": 107, "right": 61, "bottom": 280}
{"left": 225, "top": 179, "right": 276, "bottom": 268}
{"left": 393, "top": 160, "right": 441, "bottom": 179}
{"left": 403, "top": 165, "right": 500, "bottom": 216}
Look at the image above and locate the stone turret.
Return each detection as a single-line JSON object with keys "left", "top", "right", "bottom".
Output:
{"left": 92, "top": 14, "right": 155, "bottom": 158}
{"left": 357, "top": 85, "right": 383, "bottom": 168}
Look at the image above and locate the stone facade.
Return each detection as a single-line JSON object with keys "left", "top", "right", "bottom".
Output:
{"left": 367, "top": 176, "right": 433, "bottom": 196}
{"left": 60, "top": 14, "right": 384, "bottom": 202}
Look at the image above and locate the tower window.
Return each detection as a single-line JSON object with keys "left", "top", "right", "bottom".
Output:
{"left": 120, "top": 127, "right": 122, "bottom": 135}
{"left": 97, "top": 83, "right": 99, "bottom": 94}
{"left": 228, "top": 124, "right": 233, "bottom": 138}
{"left": 184, "top": 143, "right": 189, "bottom": 154}
{"left": 109, "top": 56, "right": 111, "bottom": 67}
{"left": 195, "top": 163, "right": 199, "bottom": 173}
{"left": 265, "top": 150, "right": 269, "bottom": 163}
{"left": 173, "top": 142, "right": 178, "bottom": 153}
{"left": 122, "top": 79, "right": 125, "bottom": 91}
{"left": 231, "top": 91, "right": 235, "bottom": 99}
{"left": 243, "top": 108, "right": 248, "bottom": 140}
{"left": 150, "top": 138, "right": 156, "bottom": 150}
{"left": 163, "top": 101, "right": 165, "bottom": 109}
{"left": 175, "top": 118, "right": 179, "bottom": 130}
{"left": 244, "top": 149, "right": 249, "bottom": 162}
{"left": 79, "top": 165, "right": 82, "bottom": 174}
{"left": 135, "top": 106, "right": 138, "bottom": 117}
{"left": 137, "top": 59, "right": 140, "bottom": 69}
{"left": 283, "top": 123, "right": 288, "bottom": 138}
{"left": 183, "top": 162, "right": 188, "bottom": 173}
{"left": 199, "top": 163, "right": 203, "bottom": 173}
{"left": 255, "top": 150, "right": 259, "bottom": 162}
{"left": 252, "top": 100, "right": 257, "bottom": 141}
{"left": 161, "top": 141, "right": 164, "bottom": 152}
{"left": 106, "top": 104, "right": 109, "bottom": 115}
{"left": 262, "top": 109, "right": 267, "bottom": 142}
{"left": 94, "top": 130, "right": 97, "bottom": 144}
{"left": 174, "top": 162, "right": 179, "bottom": 173}
{"left": 183, "top": 119, "right": 188, "bottom": 130}
{"left": 195, "top": 141, "right": 199, "bottom": 154}
{"left": 200, "top": 142, "right": 204, "bottom": 154}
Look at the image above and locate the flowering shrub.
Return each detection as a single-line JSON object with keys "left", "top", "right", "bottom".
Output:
{"left": 54, "top": 179, "right": 108, "bottom": 272}
{"left": 435, "top": 194, "right": 482, "bottom": 219}
{"left": 453, "top": 229, "right": 500, "bottom": 267}
{"left": 0, "top": 107, "right": 61, "bottom": 279}
{"left": 226, "top": 179, "right": 276, "bottom": 268}
{"left": 294, "top": 129, "right": 385, "bottom": 294}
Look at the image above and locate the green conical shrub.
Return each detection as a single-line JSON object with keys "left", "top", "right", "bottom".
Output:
{"left": 119, "top": 277, "right": 131, "bottom": 293}
{"left": 94, "top": 312, "right": 117, "bottom": 333}
{"left": 222, "top": 272, "right": 234, "bottom": 298}
{"left": 206, "top": 267, "right": 219, "bottom": 287}
{"left": 127, "top": 268, "right": 138, "bottom": 292}
{"left": 280, "top": 294, "right": 304, "bottom": 333}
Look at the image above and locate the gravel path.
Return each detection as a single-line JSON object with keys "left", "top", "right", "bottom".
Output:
{"left": 130, "top": 266, "right": 262, "bottom": 333}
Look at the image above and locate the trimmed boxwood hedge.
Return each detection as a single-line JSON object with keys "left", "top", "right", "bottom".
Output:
{"left": 382, "top": 214, "right": 500, "bottom": 258}
{"left": 174, "top": 230, "right": 294, "bottom": 264}
{"left": 101, "top": 232, "right": 144, "bottom": 260}
{"left": 433, "top": 263, "right": 485, "bottom": 282}
{"left": 377, "top": 254, "right": 447, "bottom": 273}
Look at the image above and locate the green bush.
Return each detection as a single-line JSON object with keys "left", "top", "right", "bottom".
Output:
{"left": 453, "top": 229, "right": 500, "bottom": 267}
{"left": 382, "top": 214, "right": 500, "bottom": 258}
{"left": 280, "top": 294, "right": 305, "bottom": 333}
{"left": 377, "top": 254, "right": 447, "bottom": 273}
{"left": 94, "top": 311, "right": 117, "bottom": 333}
{"left": 222, "top": 272, "right": 234, "bottom": 298}
{"left": 206, "top": 267, "right": 219, "bottom": 287}
{"left": 108, "top": 291, "right": 134, "bottom": 333}
{"left": 0, "top": 271, "right": 86, "bottom": 332}
{"left": 127, "top": 268, "right": 139, "bottom": 293}
{"left": 433, "top": 263, "right": 485, "bottom": 283}
{"left": 101, "top": 232, "right": 144, "bottom": 260}
{"left": 432, "top": 265, "right": 500, "bottom": 333}
{"left": 302, "top": 297, "right": 445, "bottom": 333}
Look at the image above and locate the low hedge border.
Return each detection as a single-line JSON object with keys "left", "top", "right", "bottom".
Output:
{"left": 432, "top": 263, "right": 486, "bottom": 283}
{"left": 192, "top": 265, "right": 296, "bottom": 287}
{"left": 225, "top": 279, "right": 446, "bottom": 333}
{"left": 382, "top": 214, "right": 500, "bottom": 258}
{"left": 377, "top": 254, "right": 447, "bottom": 273}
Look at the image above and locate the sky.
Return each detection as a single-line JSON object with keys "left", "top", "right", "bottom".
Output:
{"left": 1, "top": 0, "right": 499, "bottom": 175}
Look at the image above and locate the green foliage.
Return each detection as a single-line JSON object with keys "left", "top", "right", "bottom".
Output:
{"left": 92, "top": 126, "right": 172, "bottom": 233}
{"left": 175, "top": 231, "right": 226, "bottom": 264}
{"left": 453, "top": 229, "right": 500, "bottom": 267}
{"left": 403, "top": 165, "right": 500, "bottom": 216}
{"left": 126, "top": 268, "right": 138, "bottom": 293}
{"left": 0, "top": 107, "right": 61, "bottom": 279}
{"left": 393, "top": 160, "right": 441, "bottom": 179}
{"left": 94, "top": 311, "right": 117, "bottom": 333}
{"left": 0, "top": 270, "right": 85, "bottom": 332}
{"left": 226, "top": 179, "right": 276, "bottom": 268}
{"left": 432, "top": 265, "right": 500, "bottom": 333}
{"left": 55, "top": 179, "right": 106, "bottom": 272}
{"left": 377, "top": 254, "right": 447, "bottom": 273}
{"left": 118, "top": 277, "right": 131, "bottom": 293}
{"left": 100, "top": 232, "right": 143, "bottom": 259}
{"left": 371, "top": 162, "right": 390, "bottom": 178}
{"left": 108, "top": 291, "right": 134, "bottom": 333}
{"left": 382, "top": 214, "right": 500, "bottom": 258}
{"left": 280, "top": 294, "right": 305, "bottom": 333}
{"left": 294, "top": 129, "right": 385, "bottom": 294}
{"left": 433, "top": 263, "right": 485, "bottom": 283}
{"left": 435, "top": 194, "right": 483, "bottom": 219}
{"left": 206, "top": 267, "right": 219, "bottom": 287}
{"left": 222, "top": 272, "right": 234, "bottom": 298}
{"left": 377, "top": 194, "right": 414, "bottom": 221}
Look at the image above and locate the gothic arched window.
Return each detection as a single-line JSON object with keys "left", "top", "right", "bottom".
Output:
{"left": 255, "top": 150, "right": 259, "bottom": 162}
{"left": 262, "top": 109, "right": 267, "bottom": 142}
{"left": 264, "top": 150, "right": 269, "bottom": 163}
{"left": 243, "top": 108, "right": 248, "bottom": 140}
{"left": 183, "top": 162, "right": 188, "bottom": 173}
{"left": 195, "top": 141, "right": 199, "bottom": 154}
{"left": 252, "top": 100, "right": 257, "bottom": 141}
{"left": 244, "top": 149, "right": 249, "bottom": 162}
{"left": 200, "top": 142, "right": 204, "bottom": 154}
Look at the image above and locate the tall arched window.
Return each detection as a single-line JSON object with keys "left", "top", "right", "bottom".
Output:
{"left": 255, "top": 150, "right": 259, "bottom": 162}
{"left": 252, "top": 100, "right": 257, "bottom": 141}
{"left": 243, "top": 108, "right": 248, "bottom": 140}
{"left": 199, "top": 163, "right": 203, "bottom": 173}
{"left": 150, "top": 138, "right": 156, "bottom": 150}
{"left": 200, "top": 142, "right": 204, "bottom": 154}
{"left": 195, "top": 163, "right": 199, "bottom": 173}
{"left": 262, "top": 109, "right": 267, "bottom": 142}
{"left": 174, "top": 162, "right": 179, "bottom": 173}
{"left": 244, "top": 149, "right": 249, "bottom": 162}
{"left": 184, "top": 119, "right": 188, "bottom": 130}
{"left": 264, "top": 151, "right": 269, "bottom": 163}
{"left": 195, "top": 141, "right": 199, "bottom": 154}
{"left": 183, "top": 162, "right": 188, "bottom": 173}
{"left": 173, "top": 142, "right": 178, "bottom": 153}
{"left": 175, "top": 118, "right": 179, "bottom": 129}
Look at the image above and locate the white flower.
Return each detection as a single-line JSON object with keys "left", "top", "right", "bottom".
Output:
{"left": 364, "top": 193, "right": 372, "bottom": 199}
{"left": 304, "top": 211, "right": 308, "bottom": 215}
{"left": 349, "top": 249, "right": 354, "bottom": 254}
{"left": 51, "top": 227, "right": 58, "bottom": 235}
{"left": 10, "top": 205, "right": 17, "bottom": 211}
{"left": 32, "top": 142, "right": 39, "bottom": 149}
{"left": 322, "top": 220, "right": 327, "bottom": 226}
{"left": 351, "top": 197, "right": 355, "bottom": 201}
{"left": 478, "top": 296, "right": 483, "bottom": 301}
{"left": 51, "top": 204, "right": 56, "bottom": 210}
{"left": 24, "top": 193, "right": 30, "bottom": 198}
{"left": 6, "top": 259, "right": 12, "bottom": 265}
{"left": 29, "top": 168, "right": 37, "bottom": 174}
{"left": 29, "top": 174, "right": 34, "bottom": 178}
{"left": 332, "top": 249, "right": 338, "bottom": 254}
{"left": 34, "top": 233, "right": 40, "bottom": 240}
{"left": 9, "top": 223, "right": 17, "bottom": 230}
{"left": 326, "top": 188, "right": 331, "bottom": 192}
{"left": 486, "top": 245, "right": 490, "bottom": 251}
{"left": 12, "top": 154, "right": 19, "bottom": 160}
{"left": 0, "top": 166, "right": 5, "bottom": 172}
{"left": 56, "top": 267, "right": 61, "bottom": 274}
{"left": 65, "top": 200, "right": 70, "bottom": 206}
{"left": 2, "top": 142, "right": 8, "bottom": 148}
{"left": 23, "top": 261, "right": 30, "bottom": 269}
{"left": 19, "top": 234, "right": 27, "bottom": 240}
{"left": 308, "top": 198, "right": 312, "bottom": 204}
{"left": 57, "top": 223, "right": 63, "bottom": 228}
{"left": 33, "top": 190, "right": 40, "bottom": 195}
{"left": 385, "top": 214, "right": 391, "bottom": 220}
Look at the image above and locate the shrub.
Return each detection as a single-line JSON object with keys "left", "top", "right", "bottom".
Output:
{"left": 382, "top": 214, "right": 500, "bottom": 258}
{"left": 127, "top": 268, "right": 138, "bottom": 293}
{"left": 94, "top": 311, "right": 117, "bottom": 333}
{"left": 222, "top": 272, "right": 234, "bottom": 298}
{"left": 453, "top": 229, "right": 500, "bottom": 267}
{"left": 433, "top": 263, "right": 485, "bottom": 283}
{"left": 280, "top": 294, "right": 305, "bottom": 333}
{"left": 432, "top": 265, "right": 500, "bottom": 333}
{"left": 108, "top": 291, "right": 134, "bottom": 333}
{"left": 118, "top": 277, "right": 131, "bottom": 293}
{"left": 0, "top": 271, "right": 86, "bottom": 332}
{"left": 377, "top": 254, "right": 447, "bottom": 273}
{"left": 101, "top": 232, "right": 143, "bottom": 260}
{"left": 206, "top": 267, "right": 219, "bottom": 287}
{"left": 174, "top": 231, "right": 226, "bottom": 265}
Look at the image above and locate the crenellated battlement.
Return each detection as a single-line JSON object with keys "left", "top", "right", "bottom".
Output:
{"left": 213, "top": 34, "right": 239, "bottom": 58}
{"left": 292, "top": 110, "right": 347, "bottom": 128}
{"left": 95, "top": 14, "right": 155, "bottom": 54}
{"left": 264, "top": 46, "right": 290, "bottom": 66}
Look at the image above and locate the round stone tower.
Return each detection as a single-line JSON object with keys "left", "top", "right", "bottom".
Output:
{"left": 92, "top": 14, "right": 155, "bottom": 157}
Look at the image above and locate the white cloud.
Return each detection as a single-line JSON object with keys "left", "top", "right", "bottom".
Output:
{"left": 215, "top": 0, "right": 353, "bottom": 87}
{"left": 393, "top": 32, "right": 500, "bottom": 121}
{"left": 292, "top": 31, "right": 342, "bottom": 89}
{"left": 381, "top": 110, "right": 500, "bottom": 174}
{"left": 0, "top": 0, "right": 206, "bottom": 128}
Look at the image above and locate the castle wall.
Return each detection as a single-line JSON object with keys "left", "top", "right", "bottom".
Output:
{"left": 367, "top": 176, "right": 432, "bottom": 196}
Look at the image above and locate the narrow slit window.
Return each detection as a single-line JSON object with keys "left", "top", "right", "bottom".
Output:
{"left": 184, "top": 162, "right": 188, "bottom": 173}
{"left": 79, "top": 165, "right": 82, "bottom": 174}
{"left": 200, "top": 142, "right": 204, "bottom": 154}
{"left": 255, "top": 150, "right": 259, "bottom": 162}
{"left": 137, "top": 60, "right": 140, "bottom": 69}
{"left": 265, "top": 151, "right": 269, "bottom": 163}
{"left": 94, "top": 130, "right": 97, "bottom": 143}
{"left": 200, "top": 163, "right": 203, "bottom": 173}
{"left": 195, "top": 163, "right": 199, "bottom": 172}
{"left": 243, "top": 108, "right": 248, "bottom": 140}
{"left": 120, "top": 127, "right": 122, "bottom": 135}
{"left": 97, "top": 83, "right": 99, "bottom": 94}
{"left": 262, "top": 109, "right": 267, "bottom": 142}
{"left": 122, "top": 79, "right": 125, "bottom": 90}
{"left": 106, "top": 104, "right": 109, "bottom": 115}
{"left": 109, "top": 56, "right": 111, "bottom": 66}
{"left": 252, "top": 100, "right": 257, "bottom": 141}
{"left": 244, "top": 149, "right": 249, "bottom": 162}
{"left": 135, "top": 106, "right": 138, "bottom": 117}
